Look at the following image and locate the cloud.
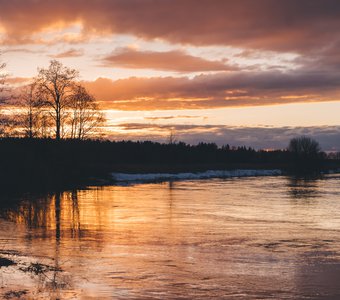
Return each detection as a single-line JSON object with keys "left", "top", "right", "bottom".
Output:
{"left": 83, "top": 68, "right": 340, "bottom": 110}
{"left": 5, "top": 76, "right": 31, "bottom": 85}
{"left": 2, "top": 48, "right": 45, "bottom": 54}
{"left": 109, "top": 124, "right": 340, "bottom": 151}
{"left": 3, "top": 1, "right": 340, "bottom": 109}
{"left": 0, "top": 0, "right": 340, "bottom": 54}
{"left": 144, "top": 116, "right": 200, "bottom": 121}
{"left": 101, "top": 48, "right": 236, "bottom": 72}
{"left": 50, "top": 48, "right": 84, "bottom": 58}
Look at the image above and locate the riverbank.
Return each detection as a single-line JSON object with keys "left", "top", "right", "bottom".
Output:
{"left": 0, "top": 138, "right": 339, "bottom": 190}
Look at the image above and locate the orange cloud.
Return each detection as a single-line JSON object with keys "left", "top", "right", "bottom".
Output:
{"left": 50, "top": 48, "right": 84, "bottom": 58}
{"left": 101, "top": 48, "right": 236, "bottom": 72}
{"left": 144, "top": 116, "right": 200, "bottom": 121}
{"left": 83, "top": 70, "right": 340, "bottom": 110}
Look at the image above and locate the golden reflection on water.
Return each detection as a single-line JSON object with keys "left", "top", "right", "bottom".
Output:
{"left": 1, "top": 175, "right": 340, "bottom": 299}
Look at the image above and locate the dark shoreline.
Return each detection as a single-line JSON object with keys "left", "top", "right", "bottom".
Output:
{"left": 0, "top": 138, "right": 339, "bottom": 191}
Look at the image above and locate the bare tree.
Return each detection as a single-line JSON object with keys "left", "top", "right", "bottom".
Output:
{"left": 0, "top": 55, "right": 22, "bottom": 138}
{"left": 0, "top": 54, "right": 8, "bottom": 136}
{"left": 35, "top": 60, "right": 78, "bottom": 140}
{"left": 0, "top": 54, "right": 6, "bottom": 96}
{"left": 288, "top": 136, "right": 321, "bottom": 160}
{"left": 168, "top": 128, "right": 177, "bottom": 144}
{"left": 20, "top": 83, "right": 44, "bottom": 138}
{"left": 69, "top": 85, "right": 105, "bottom": 140}
{"left": 0, "top": 67, "right": 5, "bottom": 95}
{"left": 38, "top": 113, "right": 54, "bottom": 138}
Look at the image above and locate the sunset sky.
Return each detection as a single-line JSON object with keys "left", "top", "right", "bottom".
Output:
{"left": 2, "top": 0, "right": 340, "bottom": 150}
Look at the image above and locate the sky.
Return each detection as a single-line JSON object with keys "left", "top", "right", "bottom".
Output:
{"left": 1, "top": 0, "right": 340, "bottom": 150}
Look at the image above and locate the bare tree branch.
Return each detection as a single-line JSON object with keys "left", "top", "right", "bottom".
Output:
{"left": 68, "top": 85, "right": 105, "bottom": 140}
{"left": 0, "top": 53, "right": 7, "bottom": 101}
{"left": 35, "top": 60, "right": 78, "bottom": 140}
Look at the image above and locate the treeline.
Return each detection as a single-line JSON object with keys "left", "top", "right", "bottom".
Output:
{"left": 0, "top": 60, "right": 104, "bottom": 140}
{"left": 0, "top": 138, "right": 338, "bottom": 189}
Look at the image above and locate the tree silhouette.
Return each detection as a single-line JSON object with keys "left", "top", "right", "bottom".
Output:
{"left": 0, "top": 55, "right": 9, "bottom": 136}
{"left": 0, "top": 56, "right": 5, "bottom": 95}
{"left": 167, "top": 128, "right": 177, "bottom": 144}
{"left": 35, "top": 60, "right": 78, "bottom": 140}
{"left": 288, "top": 136, "right": 321, "bottom": 160}
{"left": 69, "top": 85, "right": 105, "bottom": 140}
{"left": 20, "top": 83, "right": 43, "bottom": 138}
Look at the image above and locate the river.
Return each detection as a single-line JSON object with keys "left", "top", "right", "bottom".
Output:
{"left": 1, "top": 175, "right": 340, "bottom": 299}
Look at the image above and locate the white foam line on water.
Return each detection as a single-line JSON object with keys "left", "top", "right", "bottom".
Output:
{"left": 111, "top": 169, "right": 282, "bottom": 183}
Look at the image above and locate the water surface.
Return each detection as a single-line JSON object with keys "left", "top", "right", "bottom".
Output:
{"left": 1, "top": 175, "right": 340, "bottom": 299}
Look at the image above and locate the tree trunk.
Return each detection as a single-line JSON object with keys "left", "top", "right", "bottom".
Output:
{"left": 56, "top": 111, "right": 60, "bottom": 140}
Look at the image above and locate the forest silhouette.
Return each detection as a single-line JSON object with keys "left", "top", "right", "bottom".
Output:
{"left": 0, "top": 137, "right": 337, "bottom": 190}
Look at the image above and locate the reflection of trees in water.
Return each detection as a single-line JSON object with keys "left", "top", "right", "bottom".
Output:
{"left": 55, "top": 191, "right": 61, "bottom": 242}
{"left": 70, "top": 190, "right": 81, "bottom": 238}
{"left": 287, "top": 176, "right": 321, "bottom": 201}
{"left": 0, "top": 190, "right": 91, "bottom": 298}
{"left": 168, "top": 181, "right": 174, "bottom": 208}
{"left": 0, "top": 191, "right": 85, "bottom": 239}
{"left": 0, "top": 189, "right": 108, "bottom": 248}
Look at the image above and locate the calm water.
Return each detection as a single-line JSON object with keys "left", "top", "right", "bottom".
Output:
{"left": 1, "top": 175, "right": 340, "bottom": 299}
